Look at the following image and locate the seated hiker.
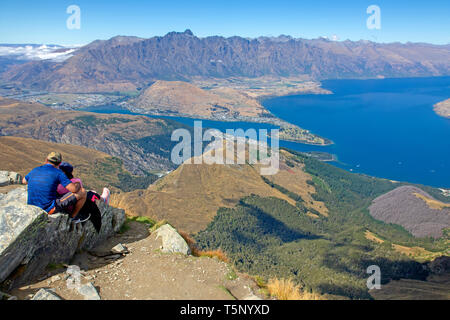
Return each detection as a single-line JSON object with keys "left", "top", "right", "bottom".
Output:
{"left": 57, "top": 162, "right": 84, "bottom": 196}
{"left": 22, "top": 152, "right": 87, "bottom": 221}
{"left": 55, "top": 161, "right": 110, "bottom": 229}
{"left": 57, "top": 161, "right": 111, "bottom": 205}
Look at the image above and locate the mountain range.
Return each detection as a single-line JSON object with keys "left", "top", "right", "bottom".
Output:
{"left": 1, "top": 30, "right": 450, "bottom": 92}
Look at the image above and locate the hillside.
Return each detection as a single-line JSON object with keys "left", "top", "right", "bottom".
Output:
{"left": 111, "top": 149, "right": 328, "bottom": 234}
{"left": 368, "top": 185, "right": 450, "bottom": 238}
{"left": 1, "top": 131, "right": 448, "bottom": 299}
{"left": 194, "top": 150, "right": 450, "bottom": 299}
{"left": 112, "top": 145, "right": 450, "bottom": 299}
{"left": 0, "top": 136, "right": 157, "bottom": 193}
{"left": 434, "top": 98, "right": 450, "bottom": 119}
{"left": 1, "top": 31, "right": 449, "bottom": 92}
{"left": 133, "top": 80, "right": 270, "bottom": 119}
{"left": 0, "top": 97, "right": 190, "bottom": 175}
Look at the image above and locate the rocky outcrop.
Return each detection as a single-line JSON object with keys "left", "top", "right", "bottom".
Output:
{"left": 0, "top": 187, "right": 125, "bottom": 289}
{"left": 152, "top": 224, "right": 191, "bottom": 255}
{"left": 31, "top": 288, "right": 62, "bottom": 300}
{"left": 0, "top": 171, "right": 22, "bottom": 187}
{"left": 77, "top": 282, "right": 101, "bottom": 300}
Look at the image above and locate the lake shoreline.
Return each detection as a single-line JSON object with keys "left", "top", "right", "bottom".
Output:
{"left": 84, "top": 103, "right": 334, "bottom": 146}
{"left": 263, "top": 77, "right": 450, "bottom": 189}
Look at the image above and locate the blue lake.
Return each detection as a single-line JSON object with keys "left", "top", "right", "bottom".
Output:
{"left": 83, "top": 76, "right": 450, "bottom": 188}
{"left": 264, "top": 77, "right": 450, "bottom": 188}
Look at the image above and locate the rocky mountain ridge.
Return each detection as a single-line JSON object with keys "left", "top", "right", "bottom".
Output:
{"left": 2, "top": 30, "right": 449, "bottom": 92}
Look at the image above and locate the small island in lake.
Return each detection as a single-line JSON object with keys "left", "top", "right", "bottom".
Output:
{"left": 434, "top": 98, "right": 450, "bottom": 119}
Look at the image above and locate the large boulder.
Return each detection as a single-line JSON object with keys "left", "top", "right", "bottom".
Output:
{"left": 0, "top": 171, "right": 22, "bottom": 187}
{"left": 153, "top": 224, "right": 191, "bottom": 255}
{"left": 31, "top": 288, "right": 62, "bottom": 300}
{"left": 0, "top": 187, "right": 125, "bottom": 289}
{"left": 77, "top": 282, "right": 101, "bottom": 300}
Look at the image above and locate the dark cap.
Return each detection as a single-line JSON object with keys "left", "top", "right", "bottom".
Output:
{"left": 59, "top": 162, "right": 73, "bottom": 175}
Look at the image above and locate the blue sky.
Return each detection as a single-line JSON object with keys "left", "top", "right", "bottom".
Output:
{"left": 0, "top": 0, "right": 449, "bottom": 45}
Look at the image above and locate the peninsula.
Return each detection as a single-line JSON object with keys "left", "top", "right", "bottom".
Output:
{"left": 434, "top": 98, "right": 450, "bottom": 119}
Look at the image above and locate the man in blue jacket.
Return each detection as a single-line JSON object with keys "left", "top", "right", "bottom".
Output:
{"left": 22, "top": 152, "right": 87, "bottom": 220}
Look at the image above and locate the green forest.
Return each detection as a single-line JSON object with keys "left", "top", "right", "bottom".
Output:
{"left": 195, "top": 149, "right": 448, "bottom": 299}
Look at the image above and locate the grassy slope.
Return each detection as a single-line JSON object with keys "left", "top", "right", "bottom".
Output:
{"left": 0, "top": 136, "right": 157, "bottom": 192}
{"left": 110, "top": 147, "right": 331, "bottom": 234}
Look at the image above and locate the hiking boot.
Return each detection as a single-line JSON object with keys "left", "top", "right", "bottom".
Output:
{"left": 101, "top": 187, "right": 110, "bottom": 206}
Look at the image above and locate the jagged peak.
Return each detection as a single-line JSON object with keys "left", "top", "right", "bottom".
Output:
{"left": 164, "top": 29, "right": 195, "bottom": 38}
{"left": 183, "top": 29, "right": 194, "bottom": 36}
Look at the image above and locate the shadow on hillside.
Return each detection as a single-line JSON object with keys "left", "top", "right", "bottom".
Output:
{"left": 318, "top": 252, "right": 429, "bottom": 299}
{"left": 322, "top": 252, "right": 428, "bottom": 281}
{"left": 240, "top": 201, "right": 322, "bottom": 243}
{"left": 316, "top": 282, "right": 372, "bottom": 300}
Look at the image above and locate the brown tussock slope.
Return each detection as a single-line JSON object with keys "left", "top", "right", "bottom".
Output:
{"left": 257, "top": 151, "right": 328, "bottom": 216}
{"left": 134, "top": 80, "right": 269, "bottom": 118}
{"left": 111, "top": 148, "right": 327, "bottom": 234}
{"left": 0, "top": 136, "right": 125, "bottom": 192}
{"left": 112, "top": 162, "right": 293, "bottom": 234}
{"left": 414, "top": 192, "right": 450, "bottom": 210}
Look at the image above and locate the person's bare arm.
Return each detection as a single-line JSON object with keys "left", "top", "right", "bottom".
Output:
{"left": 22, "top": 177, "right": 28, "bottom": 185}
{"left": 65, "top": 182, "right": 81, "bottom": 194}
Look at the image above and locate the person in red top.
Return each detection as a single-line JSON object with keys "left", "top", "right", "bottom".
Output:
{"left": 57, "top": 162, "right": 83, "bottom": 195}
{"left": 57, "top": 162, "right": 110, "bottom": 207}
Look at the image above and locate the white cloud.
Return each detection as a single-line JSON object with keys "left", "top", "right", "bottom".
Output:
{"left": 0, "top": 44, "right": 80, "bottom": 62}
{"left": 319, "top": 35, "right": 340, "bottom": 41}
{"left": 331, "top": 34, "right": 340, "bottom": 41}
